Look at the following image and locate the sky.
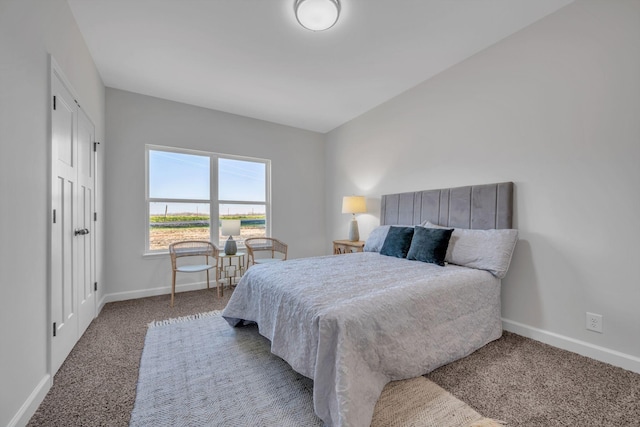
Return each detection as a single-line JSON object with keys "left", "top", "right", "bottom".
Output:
{"left": 149, "top": 150, "right": 266, "bottom": 216}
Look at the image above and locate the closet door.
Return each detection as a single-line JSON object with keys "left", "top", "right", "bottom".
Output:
{"left": 51, "top": 67, "right": 80, "bottom": 374}
{"left": 50, "top": 61, "right": 97, "bottom": 375}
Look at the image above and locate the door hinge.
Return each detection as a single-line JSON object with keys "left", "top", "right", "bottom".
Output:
{"left": 94, "top": 141, "right": 100, "bottom": 152}
{"left": 53, "top": 209, "right": 57, "bottom": 224}
{"left": 53, "top": 322, "right": 57, "bottom": 337}
{"left": 94, "top": 282, "right": 98, "bottom": 292}
{"left": 94, "top": 212, "right": 97, "bottom": 222}
{"left": 53, "top": 95, "right": 56, "bottom": 110}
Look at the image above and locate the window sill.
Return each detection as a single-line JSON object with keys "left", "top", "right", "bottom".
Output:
{"left": 142, "top": 251, "right": 169, "bottom": 259}
{"left": 142, "top": 245, "right": 248, "bottom": 258}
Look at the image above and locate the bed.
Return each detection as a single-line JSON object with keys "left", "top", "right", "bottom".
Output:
{"left": 222, "top": 182, "right": 517, "bottom": 427}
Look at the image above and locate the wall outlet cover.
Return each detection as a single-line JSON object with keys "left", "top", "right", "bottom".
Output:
{"left": 586, "top": 312, "right": 603, "bottom": 333}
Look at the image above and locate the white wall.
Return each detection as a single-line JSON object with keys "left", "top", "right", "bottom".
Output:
{"left": 0, "top": 1, "right": 105, "bottom": 426}
{"left": 103, "top": 89, "right": 325, "bottom": 302}
{"left": 325, "top": 1, "right": 640, "bottom": 371}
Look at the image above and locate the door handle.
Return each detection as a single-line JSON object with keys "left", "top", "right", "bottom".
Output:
{"left": 74, "top": 228, "right": 90, "bottom": 236}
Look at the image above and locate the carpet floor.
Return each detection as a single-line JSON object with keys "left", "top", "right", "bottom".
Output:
{"left": 28, "top": 288, "right": 640, "bottom": 426}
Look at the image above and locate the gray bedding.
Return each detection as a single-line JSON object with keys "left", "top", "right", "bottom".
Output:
{"left": 222, "top": 252, "right": 502, "bottom": 427}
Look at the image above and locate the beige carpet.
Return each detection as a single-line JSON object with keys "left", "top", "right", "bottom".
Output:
{"left": 28, "top": 288, "right": 640, "bottom": 426}
{"left": 131, "top": 310, "right": 501, "bottom": 427}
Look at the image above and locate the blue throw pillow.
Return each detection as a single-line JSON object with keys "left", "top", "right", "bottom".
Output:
{"left": 380, "top": 226, "right": 415, "bottom": 258}
{"left": 406, "top": 226, "right": 454, "bottom": 266}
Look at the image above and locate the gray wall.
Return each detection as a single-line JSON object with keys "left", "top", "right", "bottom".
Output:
{"left": 103, "top": 89, "right": 326, "bottom": 302}
{"left": 0, "top": 1, "right": 106, "bottom": 425}
{"left": 325, "top": 1, "right": 640, "bottom": 369}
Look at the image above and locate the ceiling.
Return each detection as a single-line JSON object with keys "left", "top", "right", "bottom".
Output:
{"left": 67, "top": 0, "right": 573, "bottom": 133}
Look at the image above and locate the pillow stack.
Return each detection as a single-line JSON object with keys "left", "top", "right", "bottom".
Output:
{"left": 421, "top": 221, "right": 518, "bottom": 278}
{"left": 363, "top": 221, "right": 518, "bottom": 277}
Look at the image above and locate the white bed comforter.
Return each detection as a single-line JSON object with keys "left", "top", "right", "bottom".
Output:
{"left": 222, "top": 252, "right": 502, "bottom": 427}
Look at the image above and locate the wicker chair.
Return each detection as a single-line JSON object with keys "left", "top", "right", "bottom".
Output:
{"left": 168, "top": 241, "right": 220, "bottom": 307}
{"left": 244, "top": 237, "right": 288, "bottom": 268}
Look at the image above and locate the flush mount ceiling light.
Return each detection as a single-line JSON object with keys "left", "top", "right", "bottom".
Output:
{"left": 294, "top": 0, "right": 341, "bottom": 31}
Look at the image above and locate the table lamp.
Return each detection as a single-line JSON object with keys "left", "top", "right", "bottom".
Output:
{"left": 342, "top": 196, "right": 366, "bottom": 241}
{"left": 221, "top": 219, "right": 241, "bottom": 255}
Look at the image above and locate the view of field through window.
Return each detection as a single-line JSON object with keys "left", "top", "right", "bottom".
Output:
{"left": 147, "top": 148, "right": 268, "bottom": 251}
{"left": 149, "top": 210, "right": 266, "bottom": 250}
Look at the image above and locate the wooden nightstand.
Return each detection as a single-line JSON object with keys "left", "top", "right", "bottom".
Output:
{"left": 333, "top": 240, "right": 365, "bottom": 254}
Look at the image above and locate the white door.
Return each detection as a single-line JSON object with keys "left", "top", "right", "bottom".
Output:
{"left": 50, "top": 64, "right": 97, "bottom": 375}
{"left": 51, "top": 69, "right": 79, "bottom": 374}
{"left": 76, "top": 107, "right": 96, "bottom": 336}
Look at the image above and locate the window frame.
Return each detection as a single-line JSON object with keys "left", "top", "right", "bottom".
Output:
{"left": 144, "top": 144, "right": 271, "bottom": 254}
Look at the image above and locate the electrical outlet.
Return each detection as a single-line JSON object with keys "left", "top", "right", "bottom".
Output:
{"left": 586, "top": 312, "right": 603, "bottom": 333}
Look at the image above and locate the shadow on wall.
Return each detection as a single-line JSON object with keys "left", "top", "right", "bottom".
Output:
{"left": 502, "top": 239, "right": 542, "bottom": 326}
{"left": 356, "top": 198, "right": 382, "bottom": 242}
{"left": 502, "top": 234, "right": 592, "bottom": 333}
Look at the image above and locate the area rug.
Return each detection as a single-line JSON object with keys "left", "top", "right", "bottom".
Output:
{"left": 130, "top": 311, "right": 503, "bottom": 427}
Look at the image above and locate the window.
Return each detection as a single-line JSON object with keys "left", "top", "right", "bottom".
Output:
{"left": 146, "top": 145, "right": 270, "bottom": 253}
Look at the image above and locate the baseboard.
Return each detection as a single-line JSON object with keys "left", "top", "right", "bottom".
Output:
{"left": 7, "top": 374, "right": 51, "bottom": 427}
{"left": 98, "top": 294, "right": 107, "bottom": 315}
{"left": 502, "top": 318, "right": 640, "bottom": 374}
{"left": 101, "top": 281, "right": 214, "bottom": 305}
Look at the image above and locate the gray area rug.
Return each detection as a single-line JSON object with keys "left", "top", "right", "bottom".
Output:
{"left": 130, "top": 311, "right": 500, "bottom": 427}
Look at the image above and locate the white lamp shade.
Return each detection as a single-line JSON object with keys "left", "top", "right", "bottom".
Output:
{"left": 221, "top": 219, "right": 241, "bottom": 236}
{"left": 342, "top": 196, "right": 366, "bottom": 214}
{"left": 295, "top": 0, "right": 340, "bottom": 31}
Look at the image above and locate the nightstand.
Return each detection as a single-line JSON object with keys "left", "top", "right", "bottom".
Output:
{"left": 333, "top": 240, "right": 365, "bottom": 254}
{"left": 218, "top": 252, "right": 245, "bottom": 289}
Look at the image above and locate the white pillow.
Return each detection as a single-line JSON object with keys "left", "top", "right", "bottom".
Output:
{"left": 421, "top": 221, "right": 518, "bottom": 279}
{"left": 363, "top": 225, "right": 391, "bottom": 252}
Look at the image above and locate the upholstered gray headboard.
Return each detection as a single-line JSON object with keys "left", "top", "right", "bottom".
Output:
{"left": 380, "top": 182, "right": 514, "bottom": 229}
